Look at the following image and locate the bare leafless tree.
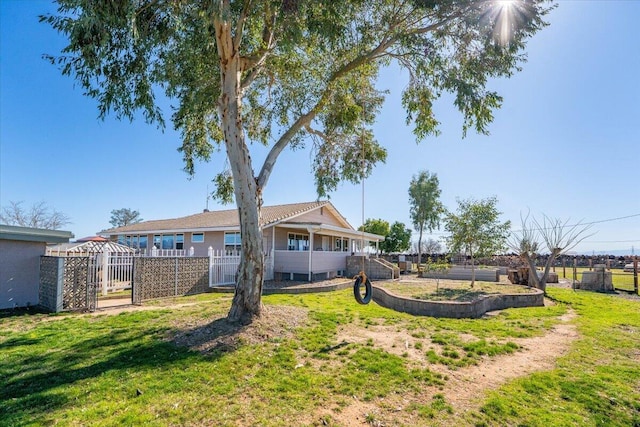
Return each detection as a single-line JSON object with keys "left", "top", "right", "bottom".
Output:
{"left": 508, "top": 212, "right": 593, "bottom": 292}
{"left": 0, "top": 201, "right": 71, "bottom": 230}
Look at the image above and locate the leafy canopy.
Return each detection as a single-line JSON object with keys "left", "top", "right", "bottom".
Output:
{"left": 41, "top": 0, "right": 553, "bottom": 200}
{"left": 359, "top": 218, "right": 391, "bottom": 237}
{"left": 381, "top": 221, "right": 412, "bottom": 253}
{"left": 444, "top": 196, "right": 510, "bottom": 259}
{"left": 409, "top": 170, "right": 443, "bottom": 234}
{"left": 109, "top": 208, "right": 143, "bottom": 228}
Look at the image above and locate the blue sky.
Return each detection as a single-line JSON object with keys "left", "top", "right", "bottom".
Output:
{"left": 1, "top": 1, "right": 638, "bottom": 255}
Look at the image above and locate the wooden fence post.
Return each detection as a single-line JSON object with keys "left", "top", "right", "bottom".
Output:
{"left": 634, "top": 258, "right": 638, "bottom": 295}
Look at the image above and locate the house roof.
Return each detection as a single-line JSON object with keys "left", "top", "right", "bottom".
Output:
{"left": 0, "top": 224, "right": 73, "bottom": 243}
{"left": 101, "top": 201, "right": 350, "bottom": 235}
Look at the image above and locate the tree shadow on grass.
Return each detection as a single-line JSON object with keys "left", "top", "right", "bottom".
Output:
{"left": 0, "top": 314, "right": 248, "bottom": 425}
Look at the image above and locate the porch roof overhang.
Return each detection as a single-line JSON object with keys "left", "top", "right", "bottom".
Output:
{"left": 276, "top": 222, "right": 385, "bottom": 242}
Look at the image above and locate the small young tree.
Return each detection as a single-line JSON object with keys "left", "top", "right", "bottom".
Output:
{"left": 408, "top": 170, "right": 443, "bottom": 272}
{"left": 109, "top": 208, "right": 143, "bottom": 227}
{"left": 381, "top": 222, "right": 412, "bottom": 254}
{"left": 0, "top": 201, "right": 71, "bottom": 230}
{"left": 444, "top": 197, "right": 510, "bottom": 287}
{"left": 508, "top": 212, "right": 593, "bottom": 292}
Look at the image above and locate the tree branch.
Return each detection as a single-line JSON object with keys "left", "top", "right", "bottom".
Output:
{"left": 233, "top": 0, "right": 253, "bottom": 51}
{"left": 257, "top": 5, "right": 469, "bottom": 190}
{"left": 240, "top": 12, "right": 277, "bottom": 91}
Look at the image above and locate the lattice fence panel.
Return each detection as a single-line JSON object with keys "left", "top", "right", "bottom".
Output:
{"left": 177, "top": 257, "right": 209, "bottom": 295}
{"left": 133, "top": 257, "right": 209, "bottom": 302}
{"left": 62, "top": 257, "right": 90, "bottom": 311}
{"left": 39, "top": 256, "right": 60, "bottom": 311}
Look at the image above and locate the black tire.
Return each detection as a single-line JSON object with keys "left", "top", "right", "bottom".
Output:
{"left": 353, "top": 276, "right": 372, "bottom": 305}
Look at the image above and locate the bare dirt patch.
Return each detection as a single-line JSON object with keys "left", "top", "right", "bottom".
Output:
{"left": 168, "top": 305, "right": 309, "bottom": 354}
{"left": 306, "top": 308, "right": 579, "bottom": 426}
{"left": 437, "top": 309, "right": 578, "bottom": 413}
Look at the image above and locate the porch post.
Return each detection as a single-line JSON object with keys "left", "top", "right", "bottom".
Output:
{"left": 308, "top": 230, "right": 314, "bottom": 282}
{"left": 271, "top": 226, "right": 275, "bottom": 273}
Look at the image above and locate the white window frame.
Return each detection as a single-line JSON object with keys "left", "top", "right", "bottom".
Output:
{"left": 288, "top": 233, "right": 309, "bottom": 251}
{"left": 191, "top": 233, "right": 205, "bottom": 243}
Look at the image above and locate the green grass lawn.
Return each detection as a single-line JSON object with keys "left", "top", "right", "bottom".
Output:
{"left": 1, "top": 288, "right": 638, "bottom": 426}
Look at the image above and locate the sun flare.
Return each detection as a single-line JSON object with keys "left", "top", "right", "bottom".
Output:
{"left": 490, "top": 0, "right": 526, "bottom": 46}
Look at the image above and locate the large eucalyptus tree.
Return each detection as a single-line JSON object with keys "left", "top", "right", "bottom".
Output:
{"left": 42, "top": 0, "right": 552, "bottom": 323}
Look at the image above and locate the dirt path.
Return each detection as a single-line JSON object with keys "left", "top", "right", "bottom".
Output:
{"left": 315, "top": 309, "right": 579, "bottom": 426}
{"left": 438, "top": 310, "right": 578, "bottom": 413}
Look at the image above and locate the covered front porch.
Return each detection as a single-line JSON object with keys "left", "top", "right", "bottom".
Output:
{"left": 267, "top": 223, "right": 384, "bottom": 282}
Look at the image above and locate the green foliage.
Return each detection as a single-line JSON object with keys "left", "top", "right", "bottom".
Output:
{"left": 444, "top": 196, "right": 511, "bottom": 261}
{"left": 109, "top": 208, "right": 142, "bottom": 227}
{"left": 381, "top": 221, "right": 412, "bottom": 253}
{"left": 41, "top": 0, "right": 554, "bottom": 199}
{"left": 409, "top": 170, "right": 443, "bottom": 270}
{"left": 358, "top": 218, "right": 390, "bottom": 237}
{"left": 408, "top": 170, "right": 443, "bottom": 235}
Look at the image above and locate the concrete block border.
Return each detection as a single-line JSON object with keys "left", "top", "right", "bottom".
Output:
{"left": 372, "top": 284, "right": 544, "bottom": 319}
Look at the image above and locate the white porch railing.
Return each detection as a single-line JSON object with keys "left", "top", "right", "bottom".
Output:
{"left": 273, "top": 250, "right": 348, "bottom": 275}
{"left": 144, "top": 248, "right": 189, "bottom": 257}
{"left": 208, "top": 248, "right": 274, "bottom": 286}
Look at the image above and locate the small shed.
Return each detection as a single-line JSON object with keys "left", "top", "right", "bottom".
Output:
{"left": 0, "top": 224, "right": 73, "bottom": 310}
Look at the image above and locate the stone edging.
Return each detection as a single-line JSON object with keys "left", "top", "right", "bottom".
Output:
{"left": 372, "top": 284, "right": 544, "bottom": 319}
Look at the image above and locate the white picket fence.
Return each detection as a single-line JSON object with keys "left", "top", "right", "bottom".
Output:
{"left": 95, "top": 252, "right": 135, "bottom": 295}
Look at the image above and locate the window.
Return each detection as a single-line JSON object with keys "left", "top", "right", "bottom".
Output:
{"left": 192, "top": 233, "right": 204, "bottom": 243}
{"left": 153, "top": 235, "right": 161, "bottom": 249}
{"left": 176, "top": 234, "right": 184, "bottom": 250}
{"left": 335, "top": 238, "right": 349, "bottom": 252}
{"left": 225, "top": 232, "right": 242, "bottom": 254}
{"left": 162, "top": 234, "right": 174, "bottom": 250}
{"left": 119, "top": 234, "right": 147, "bottom": 249}
{"left": 288, "top": 233, "right": 309, "bottom": 251}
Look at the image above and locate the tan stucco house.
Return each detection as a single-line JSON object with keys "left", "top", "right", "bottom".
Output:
{"left": 100, "top": 201, "right": 384, "bottom": 281}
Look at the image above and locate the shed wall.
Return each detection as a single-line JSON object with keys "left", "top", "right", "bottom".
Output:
{"left": 0, "top": 239, "right": 44, "bottom": 309}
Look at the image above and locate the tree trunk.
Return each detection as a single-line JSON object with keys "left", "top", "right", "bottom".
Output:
{"left": 470, "top": 248, "right": 475, "bottom": 287}
{"left": 538, "top": 249, "right": 561, "bottom": 293}
{"left": 417, "top": 226, "right": 423, "bottom": 273}
{"left": 216, "top": 29, "right": 264, "bottom": 323}
{"left": 523, "top": 254, "right": 541, "bottom": 290}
